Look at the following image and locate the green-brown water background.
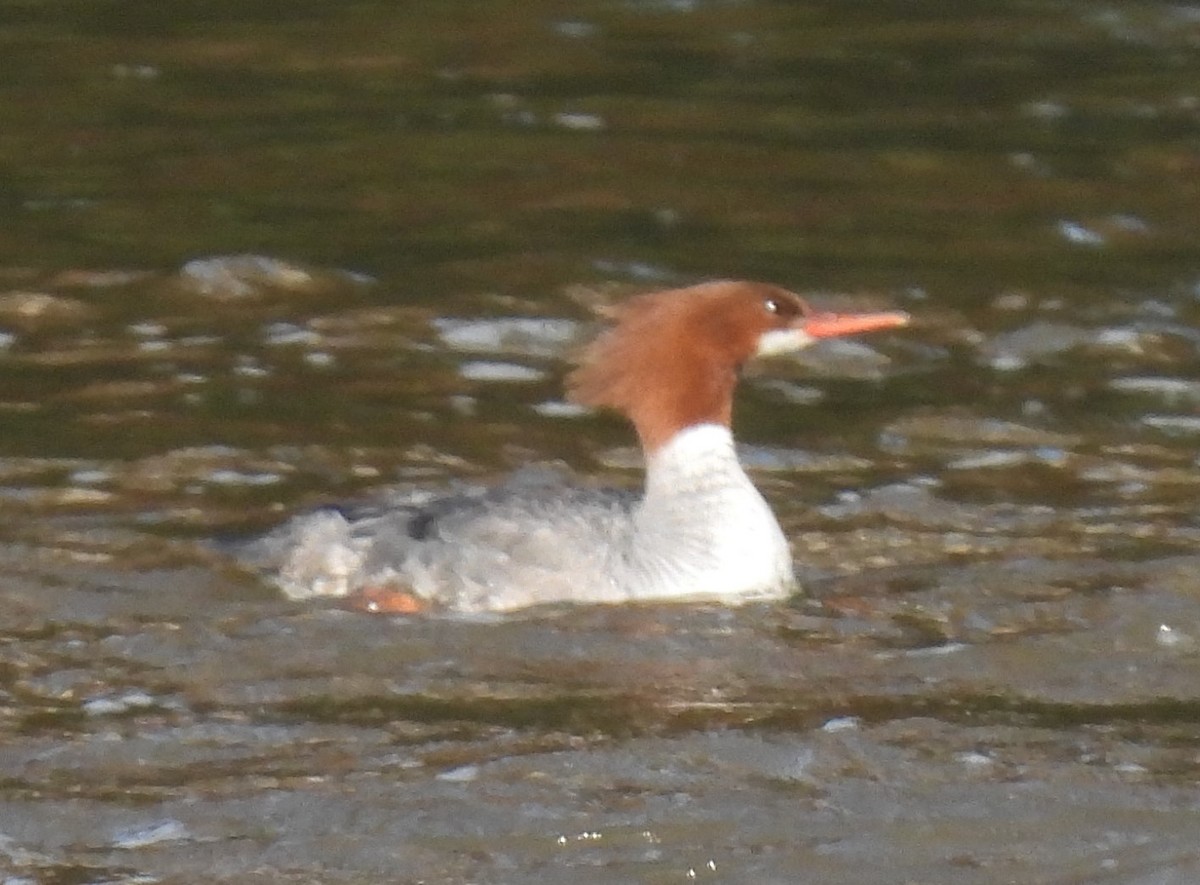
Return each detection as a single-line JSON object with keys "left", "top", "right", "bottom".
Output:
{"left": 2, "top": 1, "right": 1200, "bottom": 882}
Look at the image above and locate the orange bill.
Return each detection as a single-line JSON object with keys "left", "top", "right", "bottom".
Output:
{"left": 801, "top": 310, "right": 910, "bottom": 339}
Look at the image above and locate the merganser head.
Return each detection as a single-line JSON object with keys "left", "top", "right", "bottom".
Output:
{"left": 567, "top": 280, "right": 908, "bottom": 454}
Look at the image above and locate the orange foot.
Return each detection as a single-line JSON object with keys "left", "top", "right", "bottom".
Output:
{"left": 346, "top": 585, "right": 426, "bottom": 615}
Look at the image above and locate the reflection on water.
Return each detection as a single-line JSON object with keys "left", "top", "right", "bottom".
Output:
{"left": 1, "top": 0, "right": 1200, "bottom": 881}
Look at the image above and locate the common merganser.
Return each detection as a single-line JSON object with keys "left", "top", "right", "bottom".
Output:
{"left": 241, "top": 281, "right": 908, "bottom": 613}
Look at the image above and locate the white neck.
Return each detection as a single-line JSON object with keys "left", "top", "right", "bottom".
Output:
{"left": 618, "top": 424, "right": 796, "bottom": 602}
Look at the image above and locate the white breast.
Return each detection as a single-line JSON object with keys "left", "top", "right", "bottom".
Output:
{"left": 621, "top": 424, "right": 797, "bottom": 603}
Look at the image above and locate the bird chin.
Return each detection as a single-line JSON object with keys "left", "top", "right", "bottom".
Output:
{"left": 755, "top": 327, "right": 814, "bottom": 356}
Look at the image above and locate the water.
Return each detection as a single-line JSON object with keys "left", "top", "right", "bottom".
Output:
{"left": 2, "top": 1, "right": 1200, "bottom": 881}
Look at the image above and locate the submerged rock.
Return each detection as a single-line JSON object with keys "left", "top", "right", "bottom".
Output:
{"left": 0, "top": 291, "right": 94, "bottom": 331}
{"left": 176, "top": 254, "right": 370, "bottom": 301}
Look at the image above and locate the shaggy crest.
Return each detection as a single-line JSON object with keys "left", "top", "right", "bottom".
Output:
{"left": 567, "top": 281, "right": 810, "bottom": 453}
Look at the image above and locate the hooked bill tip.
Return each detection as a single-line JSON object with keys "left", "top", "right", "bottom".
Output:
{"left": 802, "top": 310, "right": 910, "bottom": 339}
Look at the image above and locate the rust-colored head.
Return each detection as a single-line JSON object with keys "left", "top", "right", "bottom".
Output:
{"left": 566, "top": 280, "right": 907, "bottom": 454}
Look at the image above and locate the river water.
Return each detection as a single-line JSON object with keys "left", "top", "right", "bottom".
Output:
{"left": 2, "top": 1, "right": 1200, "bottom": 882}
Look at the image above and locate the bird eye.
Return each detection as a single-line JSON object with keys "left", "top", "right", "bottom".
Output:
{"left": 764, "top": 298, "right": 780, "bottom": 314}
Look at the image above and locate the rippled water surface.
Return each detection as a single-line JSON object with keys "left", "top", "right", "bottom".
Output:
{"left": 2, "top": 1, "right": 1200, "bottom": 882}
